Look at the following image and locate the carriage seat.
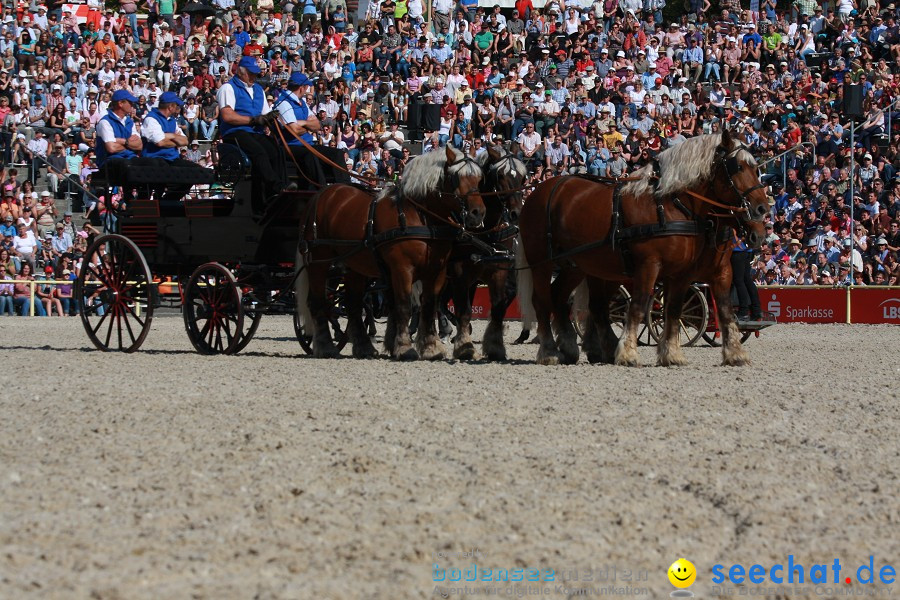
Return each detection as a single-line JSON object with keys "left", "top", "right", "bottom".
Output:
{"left": 114, "top": 161, "right": 217, "bottom": 186}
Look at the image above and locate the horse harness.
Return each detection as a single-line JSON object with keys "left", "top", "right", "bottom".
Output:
{"left": 298, "top": 154, "right": 496, "bottom": 264}
{"left": 543, "top": 149, "right": 759, "bottom": 275}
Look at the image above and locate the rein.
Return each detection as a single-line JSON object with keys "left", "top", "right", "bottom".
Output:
{"left": 271, "top": 115, "right": 386, "bottom": 187}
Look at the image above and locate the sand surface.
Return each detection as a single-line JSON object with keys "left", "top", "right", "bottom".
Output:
{"left": 1, "top": 317, "right": 899, "bottom": 600}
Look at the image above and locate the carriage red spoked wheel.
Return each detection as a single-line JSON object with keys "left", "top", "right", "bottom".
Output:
{"left": 231, "top": 290, "right": 263, "bottom": 354}
{"left": 76, "top": 234, "right": 154, "bottom": 352}
{"left": 183, "top": 262, "right": 244, "bottom": 355}
{"left": 647, "top": 285, "right": 708, "bottom": 347}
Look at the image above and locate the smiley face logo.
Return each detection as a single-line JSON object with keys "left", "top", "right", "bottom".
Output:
{"left": 668, "top": 558, "right": 697, "bottom": 589}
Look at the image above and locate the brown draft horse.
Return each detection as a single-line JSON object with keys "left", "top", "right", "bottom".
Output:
{"left": 296, "top": 145, "right": 486, "bottom": 360}
{"left": 517, "top": 130, "right": 769, "bottom": 367}
{"left": 445, "top": 145, "right": 527, "bottom": 360}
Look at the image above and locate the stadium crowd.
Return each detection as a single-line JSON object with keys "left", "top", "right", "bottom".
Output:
{"left": 2, "top": 0, "right": 900, "bottom": 317}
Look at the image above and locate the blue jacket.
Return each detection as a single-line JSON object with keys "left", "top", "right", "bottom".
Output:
{"left": 219, "top": 77, "right": 265, "bottom": 138}
{"left": 142, "top": 108, "right": 179, "bottom": 162}
{"left": 96, "top": 110, "right": 137, "bottom": 167}
{"left": 274, "top": 91, "right": 314, "bottom": 145}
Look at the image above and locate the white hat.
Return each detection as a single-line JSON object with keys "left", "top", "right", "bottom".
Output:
{"left": 40, "top": 191, "right": 51, "bottom": 197}
{"left": 648, "top": 62, "right": 656, "bottom": 68}
{"left": 536, "top": 82, "right": 544, "bottom": 87}
{"left": 638, "top": 49, "right": 645, "bottom": 54}
{"left": 864, "top": 153, "right": 873, "bottom": 160}
{"left": 616, "top": 50, "right": 625, "bottom": 57}
{"left": 18, "top": 70, "right": 26, "bottom": 78}
{"left": 52, "top": 84, "right": 61, "bottom": 90}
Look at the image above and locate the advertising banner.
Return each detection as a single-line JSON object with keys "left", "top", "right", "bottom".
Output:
{"left": 849, "top": 288, "right": 900, "bottom": 324}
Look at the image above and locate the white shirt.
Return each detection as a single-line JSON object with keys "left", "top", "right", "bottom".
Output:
{"left": 142, "top": 112, "right": 184, "bottom": 144}
{"left": 275, "top": 91, "right": 305, "bottom": 124}
{"left": 26, "top": 137, "right": 48, "bottom": 158}
{"left": 216, "top": 79, "right": 272, "bottom": 114}
{"left": 97, "top": 111, "right": 139, "bottom": 143}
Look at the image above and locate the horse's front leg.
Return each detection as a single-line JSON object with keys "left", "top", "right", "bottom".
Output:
{"left": 616, "top": 263, "right": 660, "bottom": 367}
{"left": 657, "top": 279, "right": 689, "bottom": 367}
{"left": 712, "top": 266, "right": 750, "bottom": 366}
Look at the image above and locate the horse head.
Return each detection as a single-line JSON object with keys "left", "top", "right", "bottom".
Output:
{"left": 442, "top": 145, "right": 486, "bottom": 229}
{"left": 711, "top": 129, "right": 770, "bottom": 249}
{"left": 483, "top": 143, "right": 526, "bottom": 224}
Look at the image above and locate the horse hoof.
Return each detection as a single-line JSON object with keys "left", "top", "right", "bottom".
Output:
{"left": 536, "top": 348, "right": 561, "bottom": 365}
{"left": 423, "top": 345, "right": 448, "bottom": 361}
{"left": 560, "top": 350, "right": 579, "bottom": 365}
{"left": 453, "top": 342, "right": 478, "bottom": 361}
{"left": 722, "top": 355, "right": 751, "bottom": 367}
{"left": 485, "top": 350, "right": 507, "bottom": 362}
{"left": 614, "top": 356, "right": 640, "bottom": 367}
{"left": 353, "top": 346, "right": 379, "bottom": 359}
{"left": 314, "top": 345, "right": 340, "bottom": 359}
{"left": 587, "top": 351, "right": 605, "bottom": 364}
{"left": 513, "top": 330, "right": 530, "bottom": 345}
{"left": 396, "top": 347, "right": 419, "bottom": 361}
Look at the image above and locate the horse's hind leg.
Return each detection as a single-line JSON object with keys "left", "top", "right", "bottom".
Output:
{"left": 550, "top": 268, "right": 583, "bottom": 365}
{"left": 417, "top": 270, "right": 448, "bottom": 361}
{"left": 345, "top": 272, "right": 378, "bottom": 359}
{"left": 583, "top": 278, "right": 617, "bottom": 364}
{"left": 482, "top": 269, "right": 510, "bottom": 361}
{"left": 308, "top": 262, "right": 339, "bottom": 358}
{"left": 388, "top": 265, "right": 419, "bottom": 361}
{"left": 617, "top": 265, "right": 660, "bottom": 367}
{"left": 531, "top": 261, "right": 562, "bottom": 365}
{"left": 712, "top": 267, "right": 750, "bottom": 366}
{"left": 657, "top": 279, "right": 689, "bottom": 367}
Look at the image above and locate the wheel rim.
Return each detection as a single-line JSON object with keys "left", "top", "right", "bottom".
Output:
{"left": 76, "top": 234, "right": 154, "bottom": 352}
{"left": 183, "top": 263, "right": 243, "bottom": 355}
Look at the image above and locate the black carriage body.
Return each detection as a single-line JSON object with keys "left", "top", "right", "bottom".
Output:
{"left": 120, "top": 182, "right": 310, "bottom": 275}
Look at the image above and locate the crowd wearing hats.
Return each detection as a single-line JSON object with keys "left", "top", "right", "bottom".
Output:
{"left": 1, "top": 0, "right": 900, "bottom": 299}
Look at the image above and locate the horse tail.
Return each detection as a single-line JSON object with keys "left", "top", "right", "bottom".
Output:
{"left": 294, "top": 249, "right": 315, "bottom": 337}
{"left": 572, "top": 279, "right": 589, "bottom": 315}
{"left": 515, "top": 233, "right": 536, "bottom": 331}
{"left": 410, "top": 280, "right": 423, "bottom": 309}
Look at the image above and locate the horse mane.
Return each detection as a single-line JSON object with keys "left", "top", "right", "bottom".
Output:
{"left": 622, "top": 132, "right": 757, "bottom": 198}
{"left": 399, "top": 146, "right": 482, "bottom": 199}
{"left": 477, "top": 147, "right": 528, "bottom": 181}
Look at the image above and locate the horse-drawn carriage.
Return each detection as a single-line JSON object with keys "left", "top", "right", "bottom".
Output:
{"left": 74, "top": 140, "right": 524, "bottom": 358}
{"left": 75, "top": 130, "right": 772, "bottom": 367}
{"left": 75, "top": 141, "right": 319, "bottom": 354}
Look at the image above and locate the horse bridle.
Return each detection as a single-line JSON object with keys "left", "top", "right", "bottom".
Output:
{"left": 485, "top": 148, "right": 525, "bottom": 224}
{"left": 442, "top": 153, "right": 483, "bottom": 228}
{"left": 715, "top": 146, "right": 770, "bottom": 224}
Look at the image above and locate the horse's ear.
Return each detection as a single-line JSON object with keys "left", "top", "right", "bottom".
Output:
{"left": 445, "top": 144, "right": 456, "bottom": 165}
{"left": 509, "top": 141, "right": 520, "bottom": 155}
{"left": 720, "top": 127, "right": 734, "bottom": 150}
{"left": 487, "top": 144, "right": 502, "bottom": 162}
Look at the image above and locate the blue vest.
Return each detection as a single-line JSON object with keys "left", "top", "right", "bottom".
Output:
{"left": 142, "top": 108, "right": 179, "bottom": 161}
{"left": 275, "top": 90, "right": 314, "bottom": 145}
{"left": 219, "top": 77, "right": 265, "bottom": 138}
{"left": 96, "top": 110, "right": 137, "bottom": 167}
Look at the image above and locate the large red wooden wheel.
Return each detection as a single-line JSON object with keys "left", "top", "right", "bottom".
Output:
{"left": 183, "top": 262, "right": 244, "bottom": 355}
{"left": 76, "top": 234, "right": 154, "bottom": 352}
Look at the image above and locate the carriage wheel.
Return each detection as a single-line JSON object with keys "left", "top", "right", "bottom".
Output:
{"left": 183, "top": 263, "right": 244, "bottom": 355}
{"left": 76, "top": 234, "right": 154, "bottom": 352}
{"left": 647, "top": 285, "right": 709, "bottom": 347}
{"left": 232, "top": 307, "right": 263, "bottom": 354}
{"left": 294, "top": 281, "right": 349, "bottom": 355}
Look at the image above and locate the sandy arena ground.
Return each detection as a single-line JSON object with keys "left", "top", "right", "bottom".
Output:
{"left": 1, "top": 316, "right": 899, "bottom": 600}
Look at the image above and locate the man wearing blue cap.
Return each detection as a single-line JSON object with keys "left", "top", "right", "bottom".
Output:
{"left": 274, "top": 72, "right": 349, "bottom": 187}
{"left": 96, "top": 88, "right": 156, "bottom": 182}
{"left": 217, "top": 55, "right": 290, "bottom": 199}
{"left": 142, "top": 91, "right": 210, "bottom": 202}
